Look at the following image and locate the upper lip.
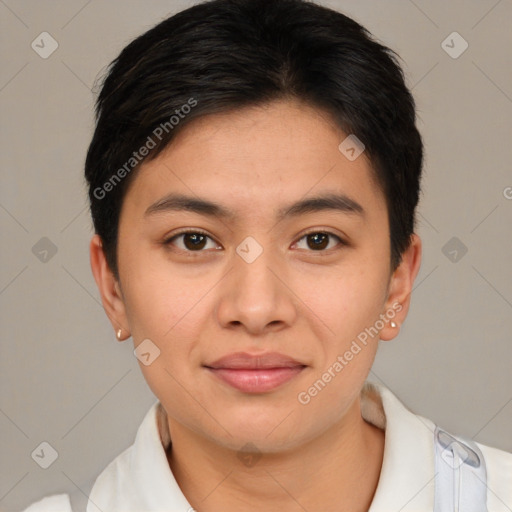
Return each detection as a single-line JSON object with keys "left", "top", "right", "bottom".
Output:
{"left": 205, "top": 352, "right": 306, "bottom": 370}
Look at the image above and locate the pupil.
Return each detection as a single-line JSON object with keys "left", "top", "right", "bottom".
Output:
{"left": 308, "top": 233, "right": 328, "bottom": 250}
{"left": 185, "top": 233, "right": 206, "bottom": 250}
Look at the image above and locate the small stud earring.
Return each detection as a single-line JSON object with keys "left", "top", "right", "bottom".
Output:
{"left": 117, "top": 329, "right": 123, "bottom": 340}
{"left": 390, "top": 321, "right": 397, "bottom": 328}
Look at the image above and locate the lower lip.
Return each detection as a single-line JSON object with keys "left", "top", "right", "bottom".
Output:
{"left": 206, "top": 366, "right": 305, "bottom": 393}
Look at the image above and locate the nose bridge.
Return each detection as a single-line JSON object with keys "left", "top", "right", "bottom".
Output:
{"left": 216, "top": 234, "right": 296, "bottom": 333}
{"left": 234, "top": 237, "right": 276, "bottom": 292}
{"left": 234, "top": 235, "right": 280, "bottom": 306}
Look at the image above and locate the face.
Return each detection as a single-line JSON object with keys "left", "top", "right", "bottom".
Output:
{"left": 91, "top": 99, "right": 420, "bottom": 453}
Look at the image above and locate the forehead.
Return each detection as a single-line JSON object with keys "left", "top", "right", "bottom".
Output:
{"left": 121, "top": 99, "right": 386, "bottom": 224}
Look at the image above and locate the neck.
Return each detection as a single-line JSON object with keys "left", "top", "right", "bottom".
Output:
{"left": 163, "top": 396, "right": 384, "bottom": 512}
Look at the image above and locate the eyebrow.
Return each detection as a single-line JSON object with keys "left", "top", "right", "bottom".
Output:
{"left": 144, "top": 192, "right": 365, "bottom": 221}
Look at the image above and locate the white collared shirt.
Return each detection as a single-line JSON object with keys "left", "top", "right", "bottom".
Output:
{"left": 22, "top": 381, "right": 512, "bottom": 511}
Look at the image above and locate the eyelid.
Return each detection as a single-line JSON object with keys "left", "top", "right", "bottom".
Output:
{"left": 167, "top": 227, "right": 212, "bottom": 239}
{"left": 296, "top": 227, "right": 347, "bottom": 242}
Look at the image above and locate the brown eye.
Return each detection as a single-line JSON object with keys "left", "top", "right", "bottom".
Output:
{"left": 295, "top": 231, "right": 345, "bottom": 251}
{"left": 182, "top": 233, "right": 207, "bottom": 250}
{"left": 165, "top": 230, "right": 219, "bottom": 252}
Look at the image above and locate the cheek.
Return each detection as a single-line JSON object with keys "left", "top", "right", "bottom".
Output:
{"left": 120, "top": 245, "right": 210, "bottom": 340}
{"left": 293, "top": 269, "right": 385, "bottom": 430}
{"left": 296, "top": 261, "right": 388, "bottom": 346}
{"left": 118, "top": 259, "right": 210, "bottom": 403}
{"left": 123, "top": 270, "right": 207, "bottom": 422}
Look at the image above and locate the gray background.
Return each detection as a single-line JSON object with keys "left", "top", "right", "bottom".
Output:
{"left": 1, "top": 0, "right": 511, "bottom": 509}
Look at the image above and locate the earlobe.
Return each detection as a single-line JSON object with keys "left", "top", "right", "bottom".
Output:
{"left": 89, "top": 234, "right": 130, "bottom": 341}
{"left": 380, "top": 233, "right": 422, "bottom": 342}
{"left": 116, "top": 328, "right": 130, "bottom": 342}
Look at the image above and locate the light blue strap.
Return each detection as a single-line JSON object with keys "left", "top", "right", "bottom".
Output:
{"left": 434, "top": 426, "right": 488, "bottom": 512}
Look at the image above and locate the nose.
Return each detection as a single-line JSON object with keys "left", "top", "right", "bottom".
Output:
{"left": 215, "top": 242, "right": 298, "bottom": 336}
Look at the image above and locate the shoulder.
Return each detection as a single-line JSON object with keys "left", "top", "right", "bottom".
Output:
{"left": 478, "top": 440, "right": 512, "bottom": 470}
{"left": 20, "top": 402, "right": 161, "bottom": 512}
{"left": 20, "top": 476, "right": 96, "bottom": 512}
{"left": 21, "top": 493, "right": 72, "bottom": 512}
{"left": 368, "top": 381, "right": 512, "bottom": 509}
{"left": 476, "top": 440, "right": 512, "bottom": 509}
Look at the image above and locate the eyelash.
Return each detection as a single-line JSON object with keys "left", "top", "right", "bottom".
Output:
{"left": 163, "top": 228, "right": 347, "bottom": 254}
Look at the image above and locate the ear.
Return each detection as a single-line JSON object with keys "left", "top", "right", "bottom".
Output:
{"left": 379, "top": 233, "right": 422, "bottom": 341}
{"left": 89, "top": 234, "right": 130, "bottom": 341}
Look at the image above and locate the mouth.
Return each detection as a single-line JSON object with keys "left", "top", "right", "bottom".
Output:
{"left": 204, "top": 352, "right": 307, "bottom": 393}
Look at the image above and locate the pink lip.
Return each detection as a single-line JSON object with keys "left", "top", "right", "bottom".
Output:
{"left": 205, "top": 352, "right": 306, "bottom": 393}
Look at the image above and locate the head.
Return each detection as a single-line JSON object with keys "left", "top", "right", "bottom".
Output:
{"left": 88, "top": 0, "right": 422, "bottom": 452}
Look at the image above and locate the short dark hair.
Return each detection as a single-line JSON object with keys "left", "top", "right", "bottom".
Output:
{"left": 85, "top": 0, "right": 423, "bottom": 278}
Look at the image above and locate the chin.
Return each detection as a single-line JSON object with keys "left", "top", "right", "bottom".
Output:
{"left": 208, "top": 409, "right": 305, "bottom": 452}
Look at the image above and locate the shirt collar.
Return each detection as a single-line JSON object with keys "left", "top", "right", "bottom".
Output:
{"left": 88, "top": 381, "right": 436, "bottom": 511}
{"left": 367, "top": 381, "right": 436, "bottom": 511}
